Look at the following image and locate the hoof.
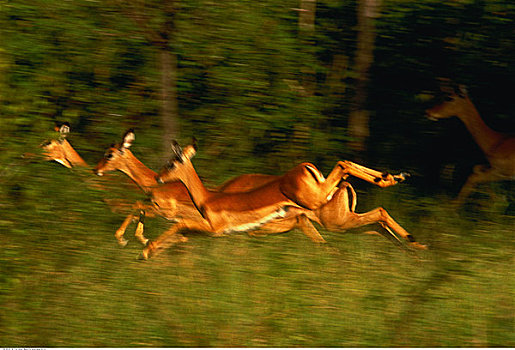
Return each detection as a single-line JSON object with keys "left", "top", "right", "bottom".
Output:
{"left": 117, "top": 238, "right": 129, "bottom": 247}
{"left": 138, "top": 241, "right": 156, "bottom": 260}
{"left": 137, "top": 251, "right": 149, "bottom": 260}
{"left": 138, "top": 248, "right": 151, "bottom": 260}
{"left": 395, "top": 172, "right": 411, "bottom": 182}
{"left": 410, "top": 242, "right": 428, "bottom": 250}
{"left": 211, "top": 232, "right": 226, "bottom": 238}
{"left": 364, "top": 230, "right": 381, "bottom": 236}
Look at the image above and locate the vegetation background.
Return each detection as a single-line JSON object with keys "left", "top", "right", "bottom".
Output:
{"left": 0, "top": 0, "right": 513, "bottom": 347}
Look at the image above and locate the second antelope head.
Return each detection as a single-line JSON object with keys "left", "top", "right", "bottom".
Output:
{"left": 94, "top": 129, "right": 136, "bottom": 176}
{"left": 156, "top": 139, "right": 198, "bottom": 184}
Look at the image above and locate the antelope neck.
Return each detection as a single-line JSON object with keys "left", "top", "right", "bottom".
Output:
{"left": 178, "top": 162, "right": 211, "bottom": 214}
{"left": 120, "top": 151, "right": 158, "bottom": 191}
{"left": 62, "top": 140, "right": 89, "bottom": 167}
{"left": 458, "top": 100, "right": 506, "bottom": 156}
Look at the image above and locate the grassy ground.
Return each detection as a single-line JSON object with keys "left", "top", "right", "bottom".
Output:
{"left": 0, "top": 160, "right": 513, "bottom": 347}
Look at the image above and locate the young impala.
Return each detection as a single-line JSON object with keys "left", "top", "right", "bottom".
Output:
{"left": 426, "top": 85, "right": 515, "bottom": 205}
{"left": 140, "top": 140, "right": 426, "bottom": 260}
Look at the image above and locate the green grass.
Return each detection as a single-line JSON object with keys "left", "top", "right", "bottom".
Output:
{"left": 0, "top": 160, "right": 513, "bottom": 347}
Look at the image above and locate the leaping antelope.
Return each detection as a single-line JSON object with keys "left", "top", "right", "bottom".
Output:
{"left": 140, "top": 140, "right": 425, "bottom": 260}
{"left": 426, "top": 85, "right": 515, "bottom": 206}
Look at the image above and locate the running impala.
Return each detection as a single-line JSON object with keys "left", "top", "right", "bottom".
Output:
{"left": 139, "top": 140, "right": 425, "bottom": 259}
{"left": 40, "top": 122, "right": 88, "bottom": 168}
{"left": 426, "top": 84, "right": 515, "bottom": 205}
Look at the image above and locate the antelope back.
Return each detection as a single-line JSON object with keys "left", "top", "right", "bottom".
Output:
{"left": 279, "top": 162, "right": 329, "bottom": 210}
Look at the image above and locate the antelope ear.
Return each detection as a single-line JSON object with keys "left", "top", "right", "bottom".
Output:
{"left": 437, "top": 77, "right": 454, "bottom": 94}
{"left": 182, "top": 146, "right": 197, "bottom": 161}
{"left": 180, "top": 137, "right": 197, "bottom": 161}
{"left": 457, "top": 85, "right": 468, "bottom": 98}
{"left": 191, "top": 137, "right": 198, "bottom": 151}
{"left": 121, "top": 129, "right": 135, "bottom": 150}
{"left": 59, "top": 122, "right": 71, "bottom": 136}
{"left": 170, "top": 140, "right": 184, "bottom": 162}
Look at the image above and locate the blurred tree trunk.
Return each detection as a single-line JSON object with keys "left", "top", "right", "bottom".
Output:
{"left": 157, "top": 1, "right": 179, "bottom": 161}
{"left": 159, "top": 48, "right": 178, "bottom": 160}
{"left": 348, "top": 0, "right": 380, "bottom": 154}
{"left": 298, "top": 0, "right": 316, "bottom": 31}
{"left": 297, "top": 0, "right": 316, "bottom": 96}
{"left": 327, "top": 53, "right": 348, "bottom": 98}
{"left": 120, "top": 0, "right": 179, "bottom": 161}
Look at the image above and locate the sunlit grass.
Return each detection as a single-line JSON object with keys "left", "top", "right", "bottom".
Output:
{"left": 0, "top": 160, "right": 513, "bottom": 347}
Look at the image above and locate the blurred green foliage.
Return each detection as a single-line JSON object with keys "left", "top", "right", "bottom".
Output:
{"left": 0, "top": 0, "right": 513, "bottom": 347}
{"left": 0, "top": 0, "right": 513, "bottom": 181}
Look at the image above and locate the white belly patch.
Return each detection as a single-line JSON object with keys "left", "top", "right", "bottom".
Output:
{"left": 224, "top": 207, "right": 288, "bottom": 234}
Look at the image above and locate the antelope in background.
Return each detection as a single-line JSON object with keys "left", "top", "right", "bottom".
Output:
{"left": 141, "top": 140, "right": 426, "bottom": 260}
{"left": 426, "top": 84, "right": 515, "bottom": 206}
{"left": 40, "top": 122, "right": 89, "bottom": 168}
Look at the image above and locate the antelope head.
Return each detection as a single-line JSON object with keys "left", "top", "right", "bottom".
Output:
{"left": 156, "top": 138, "right": 198, "bottom": 184}
{"left": 94, "top": 129, "right": 135, "bottom": 176}
{"left": 426, "top": 84, "right": 471, "bottom": 121}
{"left": 40, "top": 122, "right": 73, "bottom": 168}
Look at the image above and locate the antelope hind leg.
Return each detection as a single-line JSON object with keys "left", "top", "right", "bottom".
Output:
{"left": 297, "top": 214, "right": 326, "bottom": 243}
{"left": 338, "top": 161, "right": 409, "bottom": 188}
{"left": 346, "top": 207, "right": 427, "bottom": 250}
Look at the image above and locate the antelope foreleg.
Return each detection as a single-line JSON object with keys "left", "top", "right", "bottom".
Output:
{"left": 115, "top": 213, "right": 136, "bottom": 247}
{"left": 115, "top": 202, "right": 158, "bottom": 247}
{"left": 320, "top": 160, "right": 401, "bottom": 200}
{"left": 297, "top": 215, "right": 326, "bottom": 243}
{"left": 133, "top": 210, "right": 149, "bottom": 246}
{"left": 454, "top": 166, "right": 504, "bottom": 207}
{"left": 141, "top": 219, "right": 211, "bottom": 260}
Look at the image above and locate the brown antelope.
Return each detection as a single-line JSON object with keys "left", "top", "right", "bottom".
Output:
{"left": 426, "top": 85, "right": 515, "bottom": 205}
{"left": 140, "top": 140, "right": 426, "bottom": 260}
{"left": 40, "top": 122, "right": 89, "bottom": 168}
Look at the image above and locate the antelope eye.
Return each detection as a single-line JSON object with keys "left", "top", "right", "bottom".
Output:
{"left": 106, "top": 153, "right": 113, "bottom": 160}
{"left": 444, "top": 96, "right": 454, "bottom": 102}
